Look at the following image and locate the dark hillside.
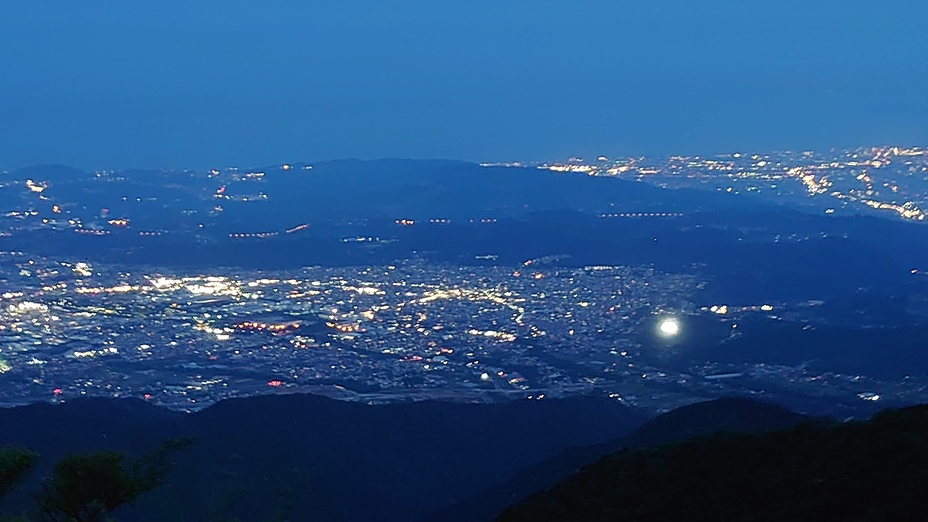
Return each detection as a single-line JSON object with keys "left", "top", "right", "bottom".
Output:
{"left": 617, "top": 397, "right": 809, "bottom": 449}
{"left": 425, "top": 397, "right": 807, "bottom": 522}
{"left": 498, "top": 404, "right": 928, "bottom": 522}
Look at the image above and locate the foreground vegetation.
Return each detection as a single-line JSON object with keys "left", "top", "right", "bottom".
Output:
{"left": 0, "top": 440, "right": 188, "bottom": 522}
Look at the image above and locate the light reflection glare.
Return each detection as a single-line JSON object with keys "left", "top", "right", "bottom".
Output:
{"left": 659, "top": 319, "right": 680, "bottom": 337}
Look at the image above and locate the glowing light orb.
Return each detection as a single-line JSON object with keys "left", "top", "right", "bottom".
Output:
{"left": 659, "top": 319, "right": 680, "bottom": 336}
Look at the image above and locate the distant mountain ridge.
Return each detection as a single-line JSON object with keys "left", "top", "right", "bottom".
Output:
{"left": 1, "top": 159, "right": 782, "bottom": 227}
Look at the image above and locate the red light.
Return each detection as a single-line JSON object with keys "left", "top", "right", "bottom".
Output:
{"left": 143, "top": 393, "right": 151, "bottom": 400}
{"left": 52, "top": 388, "right": 62, "bottom": 395}
{"left": 267, "top": 380, "right": 283, "bottom": 387}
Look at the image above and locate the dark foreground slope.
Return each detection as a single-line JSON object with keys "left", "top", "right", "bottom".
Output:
{"left": 498, "top": 404, "right": 928, "bottom": 522}
{"left": 425, "top": 397, "right": 807, "bottom": 522}
{"left": 0, "top": 394, "right": 645, "bottom": 522}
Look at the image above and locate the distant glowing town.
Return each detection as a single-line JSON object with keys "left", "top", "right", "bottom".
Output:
{"left": 488, "top": 145, "right": 928, "bottom": 222}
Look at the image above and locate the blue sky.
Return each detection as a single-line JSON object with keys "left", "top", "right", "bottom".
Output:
{"left": 1, "top": 1, "right": 927, "bottom": 169}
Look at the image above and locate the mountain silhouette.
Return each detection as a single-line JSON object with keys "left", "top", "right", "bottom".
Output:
{"left": 498, "top": 403, "right": 928, "bottom": 521}
{"left": 0, "top": 393, "right": 644, "bottom": 521}
{"left": 424, "top": 397, "right": 807, "bottom": 522}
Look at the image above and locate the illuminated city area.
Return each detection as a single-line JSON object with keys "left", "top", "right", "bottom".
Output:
{"left": 0, "top": 254, "right": 691, "bottom": 410}
{"left": 2, "top": 252, "right": 925, "bottom": 414}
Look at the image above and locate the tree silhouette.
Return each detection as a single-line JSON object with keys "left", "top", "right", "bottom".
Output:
{"left": 1, "top": 447, "right": 39, "bottom": 522}
{"left": 37, "top": 439, "right": 191, "bottom": 522}
{"left": 0, "top": 447, "right": 38, "bottom": 503}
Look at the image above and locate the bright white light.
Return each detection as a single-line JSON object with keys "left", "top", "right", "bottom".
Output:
{"left": 150, "top": 277, "right": 180, "bottom": 289}
{"left": 659, "top": 319, "right": 680, "bottom": 336}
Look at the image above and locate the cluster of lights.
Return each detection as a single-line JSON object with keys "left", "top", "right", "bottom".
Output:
{"left": 705, "top": 304, "right": 774, "bottom": 314}
{"left": 185, "top": 278, "right": 239, "bottom": 297}
{"left": 149, "top": 276, "right": 182, "bottom": 290}
{"left": 598, "top": 212, "right": 683, "bottom": 218}
{"left": 5, "top": 210, "right": 40, "bottom": 218}
{"left": 417, "top": 288, "right": 525, "bottom": 320}
{"left": 247, "top": 278, "right": 281, "bottom": 287}
{"left": 25, "top": 179, "right": 46, "bottom": 193}
{"left": 71, "top": 346, "right": 118, "bottom": 358}
{"left": 326, "top": 322, "right": 362, "bottom": 333}
{"left": 466, "top": 329, "right": 517, "bottom": 342}
{"left": 193, "top": 322, "right": 233, "bottom": 341}
{"left": 285, "top": 223, "right": 309, "bottom": 234}
{"left": 234, "top": 321, "right": 300, "bottom": 333}
{"left": 6, "top": 301, "right": 49, "bottom": 314}
{"left": 343, "top": 285, "right": 384, "bottom": 296}
{"left": 289, "top": 335, "right": 318, "bottom": 349}
{"left": 228, "top": 231, "right": 279, "bottom": 239}
{"left": 75, "top": 284, "right": 136, "bottom": 294}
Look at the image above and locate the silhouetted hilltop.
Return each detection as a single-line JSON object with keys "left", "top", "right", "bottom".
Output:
{"left": 424, "top": 397, "right": 807, "bottom": 522}
{"left": 498, "top": 403, "right": 928, "bottom": 522}
{"left": 617, "top": 396, "right": 808, "bottom": 449}
{"left": 0, "top": 393, "right": 645, "bottom": 522}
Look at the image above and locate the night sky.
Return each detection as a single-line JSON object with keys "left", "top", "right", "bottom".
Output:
{"left": 2, "top": 0, "right": 927, "bottom": 169}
